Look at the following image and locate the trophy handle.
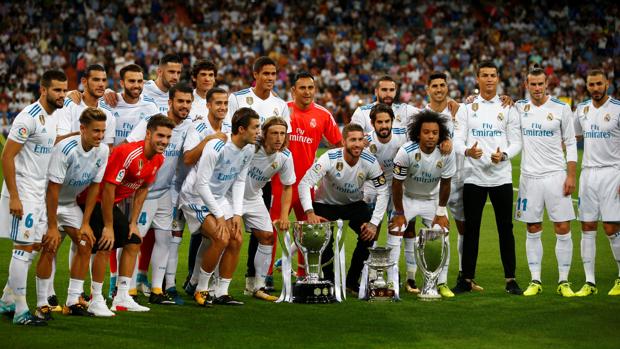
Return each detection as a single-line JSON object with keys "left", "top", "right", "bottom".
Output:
{"left": 274, "top": 223, "right": 293, "bottom": 303}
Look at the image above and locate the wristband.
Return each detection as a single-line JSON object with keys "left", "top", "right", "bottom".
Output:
{"left": 393, "top": 210, "right": 404, "bottom": 216}
{"left": 435, "top": 206, "right": 447, "bottom": 216}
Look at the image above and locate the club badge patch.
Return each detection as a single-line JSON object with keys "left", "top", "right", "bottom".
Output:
{"left": 547, "top": 113, "right": 554, "bottom": 121}
{"left": 39, "top": 115, "right": 45, "bottom": 125}
{"left": 497, "top": 112, "right": 504, "bottom": 121}
{"left": 604, "top": 114, "right": 611, "bottom": 122}
{"left": 436, "top": 160, "right": 443, "bottom": 168}
{"left": 583, "top": 106, "right": 589, "bottom": 115}
{"left": 369, "top": 144, "right": 377, "bottom": 154}
{"left": 524, "top": 104, "right": 530, "bottom": 112}
{"left": 271, "top": 161, "right": 278, "bottom": 169}
{"left": 415, "top": 152, "right": 421, "bottom": 162}
{"left": 246, "top": 97, "right": 253, "bottom": 105}
{"left": 472, "top": 103, "right": 479, "bottom": 112}
{"left": 336, "top": 162, "right": 343, "bottom": 172}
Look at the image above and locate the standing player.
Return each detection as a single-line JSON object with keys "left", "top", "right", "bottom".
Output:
{"left": 92, "top": 115, "right": 172, "bottom": 312}
{"left": 35, "top": 108, "right": 110, "bottom": 317}
{"left": 0, "top": 70, "right": 67, "bottom": 326}
{"left": 266, "top": 71, "right": 342, "bottom": 290}
{"left": 179, "top": 108, "right": 259, "bottom": 306}
{"left": 573, "top": 69, "right": 620, "bottom": 297}
{"left": 181, "top": 87, "right": 231, "bottom": 295}
{"left": 227, "top": 56, "right": 291, "bottom": 293}
{"left": 111, "top": 64, "right": 160, "bottom": 145}
{"left": 57, "top": 64, "right": 116, "bottom": 148}
{"left": 389, "top": 110, "right": 456, "bottom": 297}
{"left": 189, "top": 60, "right": 217, "bottom": 121}
{"left": 350, "top": 76, "right": 419, "bottom": 135}
{"left": 514, "top": 68, "right": 578, "bottom": 297}
{"left": 453, "top": 60, "right": 523, "bottom": 295}
{"left": 125, "top": 83, "right": 193, "bottom": 304}
{"left": 243, "top": 117, "right": 295, "bottom": 301}
{"left": 299, "top": 123, "right": 388, "bottom": 292}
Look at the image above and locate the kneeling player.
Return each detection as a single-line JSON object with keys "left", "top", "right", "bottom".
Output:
{"left": 243, "top": 117, "right": 295, "bottom": 301}
{"left": 179, "top": 108, "right": 259, "bottom": 306}
{"left": 389, "top": 109, "right": 455, "bottom": 297}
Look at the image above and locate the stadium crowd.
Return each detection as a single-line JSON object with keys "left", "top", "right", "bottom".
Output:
{"left": 1, "top": 0, "right": 619, "bottom": 128}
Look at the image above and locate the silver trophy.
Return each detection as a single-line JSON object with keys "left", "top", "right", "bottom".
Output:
{"left": 415, "top": 227, "right": 449, "bottom": 300}
{"left": 365, "top": 247, "right": 396, "bottom": 301}
{"left": 292, "top": 221, "right": 336, "bottom": 303}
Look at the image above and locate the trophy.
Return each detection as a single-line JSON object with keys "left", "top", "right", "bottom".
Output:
{"left": 291, "top": 221, "right": 336, "bottom": 303}
{"left": 364, "top": 246, "right": 397, "bottom": 301}
{"left": 415, "top": 227, "right": 449, "bottom": 300}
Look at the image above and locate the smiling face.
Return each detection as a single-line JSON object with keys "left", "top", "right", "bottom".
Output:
{"left": 292, "top": 77, "right": 315, "bottom": 108}
{"left": 42, "top": 79, "right": 68, "bottom": 110}
{"left": 372, "top": 111, "right": 392, "bottom": 140}
{"left": 253, "top": 64, "right": 277, "bottom": 92}
{"left": 194, "top": 69, "right": 216, "bottom": 93}
{"left": 344, "top": 130, "right": 365, "bottom": 158}
{"left": 427, "top": 78, "right": 448, "bottom": 104}
{"left": 207, "top": 92, "right": 229, "bottom": 121}
{"left": 168, "top": 90, "right": 193, "bottom": 123}
{"left": 146, "top": 126, "right": 172, "bottom": 154}
{"left": 121, "top": 71, "right": 144, "bottom": 100}
{"left": 80, "top": 120, "right": 106, "bottom": 148}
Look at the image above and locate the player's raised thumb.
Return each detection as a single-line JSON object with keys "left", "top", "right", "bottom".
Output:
{"left": 472, "top": 141, "right": 478, "bottom": 149}
{"left": 496, "top": 147, "right": 500, "bottom": 153}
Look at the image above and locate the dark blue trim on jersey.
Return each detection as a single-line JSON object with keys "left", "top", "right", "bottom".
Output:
{"left": 62, "top": 140, "right": 79, "bottom": 155}
{"left": 577, "top": 99, "right": 591, "bottom": 106}
{"left": 196, "top": 123, "right": 207, "bottom": 133}
{"left": 393, "top": 128, "right": 407, "bottom": 134}
{"left": 550, "top": 98, "right": 566, "bottom": 106}
{"left": 28, "top": 104, "right": 42, "bottom": 117}
{"left": 214, "top": 140, "right": 225, "bottom": 152}
{"left": 610, "top": 98, "right": 620, "bottom": 105}
{"left": 516, "top": 99, "right": 529, "bottom": 104}
{"left": 404, "top": 143, "right": 419, "bottom": 153}
{"left": 360, "top": 103, "right": 374, "bottom": 111}
{"left": 328, "top": 149, "right": 342, "bottom": 159}
{"left": 360, "top": 152, "right": 376, "bottom": 163}
{"left": 99, "top": 102, "right": 113, "bottom": 111}
{"left": 282, "top": 149, "right": 291, "bottom": 157}
{"left": 233, "top": 88, "right": 251, "bottom": 96}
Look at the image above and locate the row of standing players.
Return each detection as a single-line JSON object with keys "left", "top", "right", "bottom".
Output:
{"left": 0, "top": 56, "right": 619, "bottom": 326}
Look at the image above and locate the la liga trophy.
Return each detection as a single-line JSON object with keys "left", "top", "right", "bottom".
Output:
{"left": 415, "top": 227, "right": 449, "bottom": 300}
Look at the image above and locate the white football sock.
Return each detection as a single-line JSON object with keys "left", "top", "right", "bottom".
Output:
{"left": 457, "top": 233, "right": 464, "bottom": 271}
{"left": 254, "top": 243, "right": 272, "bottom": 291}
{"left": 1, "top": 282, "right": 13, "bottom": 303}
{"left": 438, "top": 237, "right": 451, "bottom": 285}
{"left": 607, "top": 231, "right": 620, "bottom": 277}
{"left": 555, "top": 232, "right": 573, "bottom": 282}
{"left": 526, "top": 231, "right": 543, "bottom": 281}
{"left": 48, "top": 258, "right": 56, "bottom": 297}
{"left": 35, "top": 276, "right": 51, "bottom": 307}
{"left": 91, "top": 281, "right": 103, "bottom": 300}
{"left": 66, "top": 278, "right": 84, "bottom": 306}
{"left": 190, "top": 237, "right": 209, "bottom": 285}
{"left": 151, "top": 229, "right": 170, "bottom": 291}
{"left": 215, "top": 278, "right": 231, "bottom": 297}
{"left": 197, "top": 268, "right": 213, "bottom": 292}
{"left": 117, "top": 276, "right": 131, "bottom": 298}
{"left": 581, "top": 231, "right": 597, "bottom": 284}
{"left": 386, "top": 234, "right": 402, "bottom": 284}
{"left": 404, "top": 237, "right": 417, "bottom": 280}
{"left": 9, "top": 249, "right": 33, "bottom": 314}
{"left": 165, "top": 235, "right": 182, "bottom": 290}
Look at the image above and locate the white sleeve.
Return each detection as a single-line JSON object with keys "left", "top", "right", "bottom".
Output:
{"left": 367, "top": 162, "right": 388, "bottom": 226}
{"left": 195, "top": 142, "right": 224, "bottom": 218}
{"left": 561, "top": 104, "right": 578, "bottom": 163}
{"left": 505, "top": 106, "right": 522, "bottom": 159}
{"left": 350, "top": 107, "right": 371, "bottom": 134}
{"left": 231, "top": 156, "right": 251, "bottom": 216}
{"left": 93, "top": 147, "right": 110, "bottom": 183}
{"left": 46, "top": 144, "right": 69, "bottom": 184}
{"left": 183, "top": 124, "right": 202, "bottom": 152}
{"left": 573, "top": 108, "right": 583, "bottom": 137}
{"left": 392, "top": 146, "right": 411, "bottom": 181}
{"left": 56, "top": 100, "right": 74, "bottom": 136}
{"left": 103, "top": 109, "right": 116, "bottom": 145}
{"left": 298, "top": 153, "right": 330, "bottom": 212}
{"left": 441, "top": 152, "right": 457, "bottom": 179}
{"left": 226, "top": 94, "right": 238, "bottom": 124}
{"left": 278, "top": 153, "right": 296, "bottom": 186}
{"left": 125, "top": 120, "right": 147, "bottom": 143}
{"left": 453, "top": 106, "right": 468, "bottom": 156}
{"left": 8, "top": 112, "right": 36, "bottom": 144}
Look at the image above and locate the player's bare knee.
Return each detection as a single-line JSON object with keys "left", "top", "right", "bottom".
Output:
{"left": 553, "top": 222, "right": 571, "bottom": 235}
{"left": 228, "top": 234, "right": 243, "bottom": 250}
{"left": 254, "top": 230, "right": 274, "bottom": 245}
{"left": 77, "top": 240, "right": 92, "bottom": 256}
{"left": 527, "top": 223, "right": 543, "bottom": 233}
{"left": 603, "top": 222, "right": 620, "bottom": 236}
{"left": 581, "top": 222, "right": 598, "bottom": 232}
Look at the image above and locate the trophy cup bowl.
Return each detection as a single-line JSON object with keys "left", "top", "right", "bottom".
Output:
{"left": 365, "top": 247, "right": 396, "bottom": 301}
{"left": 415, "top": 228, "right": 449, "bottom": 300}
{"left": 292, "top": 221, "right": 336, "bottom": 303}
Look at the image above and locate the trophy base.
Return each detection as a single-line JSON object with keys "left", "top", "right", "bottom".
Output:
{"left": 417, "top": 292, "right": 442, "bottom": 301}
{"left": 368, "top": 287, "right": 396, "bottom": 302}
{"left": 293, "top": 281, "right": 337, "bottom": 304}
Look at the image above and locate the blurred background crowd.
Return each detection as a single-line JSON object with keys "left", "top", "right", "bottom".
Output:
{"left": 0, "top": 0, "right": 618, "bottom": 127}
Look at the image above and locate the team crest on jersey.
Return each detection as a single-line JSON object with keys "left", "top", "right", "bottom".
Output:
{"left": 472, "top": 103, "right": 479, "bottom": 112}
{"left": 273, "top": 108, "right": 279, "bottom": 116}
{"left": 336, "top": 162, "right": 343, "bottom": 172}
{"left": 395, "top": 114, "right": 401, "bottom": 122}
{"left": 436, "top": 160, "right": 443, "bottom": 168}
{"left": 18, "top": 127, "right": 27, "bottom": 137}
{"left": 246, "top": 97, "right": 253, "bottom": 105}
{"left": 497, "top": 112, "right": 504, "bottom": 121}
{"left": 369, "top": 144, "right": 377, "bottom": 154}
{"left": 524, "top": 104, "right": 530, "bottom": 112}
{"left": 516, "top": 210, "right": 521, "bottom": 218}
{"left": 357, "top": 172, "right": 365, "bottom": 185}
{"left": 547, "top": 113, "right": 554, "bottom": 121}
{"left": 377, "top": 175, "right": 386, "bottom": 185}
{"left": 583, "top": 106, "right": 589, "bottom": 115}
{"left": 393, "top": 165, "right": 401, "bottom": 175}
{"left": 310, "top": 118, "right": 317, "bottom": 128}
{"left": 313, "top": 163, "right": 322, "bottom": 173}
{"left": 96, "top": 159, "right": 102, "bottom": 168}
{"left": 271, "top": 161, "right": 278, "bottom": 169}
{"left": 415, "top": 152, "right": 421, "bottom": 162}
{"left": 39, "top": 115, "right": 45, "bottom": 125}
{"left": 116, "top": 169, "right": 126, "bottom": 182}
{"left": 604, "top": 114, "right": 611, "bottom": 122}
{"left": 24, "top": 230, "right": 30, "bottom": 240}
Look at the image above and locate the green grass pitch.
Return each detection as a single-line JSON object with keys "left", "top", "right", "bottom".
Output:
{"left": 0, "top": 145, "right": 618, "bottom": 348}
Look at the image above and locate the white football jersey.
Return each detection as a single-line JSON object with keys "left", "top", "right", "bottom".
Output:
{"left": 189, "top": 89, "right": 208, "bottom": 122}
{"left": 47, "top": 135, "right": 109, "bottom": 204}
{"left": 516, "top": 97, "right": 577, "bottom": 177}
{"left": 143, "top": 80, "right": 169, "bottom": 114}
{"left": 425, "top": 104, "right": 464, "bottom": 183}
{"left": 244, "top": 146, "right": 296, "bottom": 200}
{"left": 1, "top": 102, "right": 58, "bottom": 201}
{"left": 57, "top": 98, "right": 116, "bottom": 144}
{"left": 227, "top": 87, "right": 291, "bottom": 129}
{"left": 180, "top": 139, "right": 254, "bottom": 217}
{"left": 574, "top": 97, "right": 620, "bottom": 169}
{"left": 126, "top": 117, "right": 192, "bottom": 199}
{"left": 453, "top": 95, "right": 522, "bottom": 186}
{"left": 350, "top": 102, "right": 419, "bottom": 135}
{"left": 364, "top": 129, "right": 407, "bottom": 185}
{"left": 184, "top": 119, "right": 233, "bottom": 152}
{"left": 111, "top": 93, "right": 159, "bottom": 145}
{"left": 393, "top": 141, "right": 456, "bottom": 200}
{"left": 299, "top": 148, "right": 389, "bottom": 226}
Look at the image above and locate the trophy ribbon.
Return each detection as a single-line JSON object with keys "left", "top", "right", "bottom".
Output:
{"left": 275, "top": 225, "right": 293, "bottom": 303}
{"left": 333, "top": 219, "right": 346, "bottom": 301}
